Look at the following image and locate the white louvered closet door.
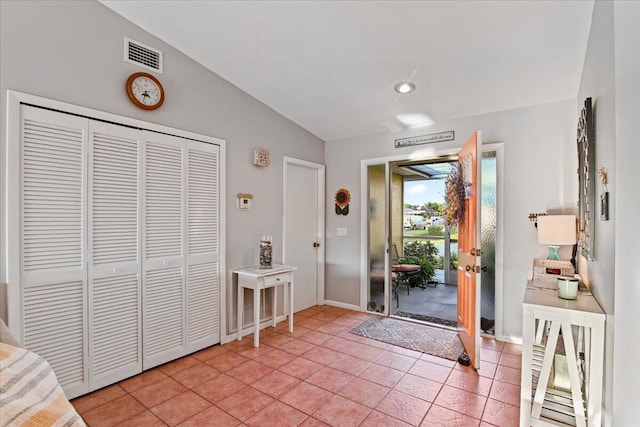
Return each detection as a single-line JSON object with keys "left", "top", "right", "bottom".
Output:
{"left": 142, "top": 132, "right": 186, "bottom": 369}
{"left": 12, "top": 102, "right": 222, "bottom": 398}
{"left": 88, "top": 121, "right": 142, "bottom": 389}
{"left": 185, "top": 141, "right": 220, "bottom": 352}
{"left": 19, "top": 106, "right": 89, "bottom": 398}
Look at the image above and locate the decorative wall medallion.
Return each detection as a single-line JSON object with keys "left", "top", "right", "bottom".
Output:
{"left": 253, "top": 147, "right": 271, "bottom": 167}
{"left": 335, "top": 188, "right": 351, "bottom": 215}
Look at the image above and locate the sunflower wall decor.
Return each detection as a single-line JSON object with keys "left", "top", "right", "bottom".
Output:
{"left": 444, "top": 161, "right": 466, "bottom": 226}
{"left": 335, "top": 188, "right": 351, "bottom": 215}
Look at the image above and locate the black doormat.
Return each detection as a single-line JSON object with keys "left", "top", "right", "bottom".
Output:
{"left": 393, "top": 311, "right": 457, "bottom": 328}
{"left": 350, "top": 317, "right": 464, "bottom": 361}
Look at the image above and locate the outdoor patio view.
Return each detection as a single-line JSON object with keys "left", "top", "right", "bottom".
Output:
{"left": 403, "top": 202, "right": 458, "bottom": 285}
{"left": 366, "top": 157, "right": 496, "bottom": 334}
{"left": 390, "top": 160, "right": 460, "bottom": 328}
{"left": 391, "top": 154, "right": 496, "bottom": 334}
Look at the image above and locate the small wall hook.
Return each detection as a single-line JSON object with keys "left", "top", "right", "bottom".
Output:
{"left": 529, "top": 212, "right": 547, "bottom": 228}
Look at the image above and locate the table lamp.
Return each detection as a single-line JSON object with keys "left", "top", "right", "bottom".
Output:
{"left": 537, "top": 215, "right": 577, "bottom": 260}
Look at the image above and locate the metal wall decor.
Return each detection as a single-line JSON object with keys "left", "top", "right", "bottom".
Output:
{"left": 597, "top": 167, "right": 609, "bottom": 221}
{"left": 253, "top": 147, "right": 271, "bottom": 167}
{"left": 335, "top": 188, "right": 350, "bottom": 215}
{"left": 577, "top": 97, "right": 595, "bottom": 261}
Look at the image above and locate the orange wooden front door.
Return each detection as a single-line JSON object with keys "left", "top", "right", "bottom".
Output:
{"left": 457, "top": 132, "right": 481, "bottom": 368}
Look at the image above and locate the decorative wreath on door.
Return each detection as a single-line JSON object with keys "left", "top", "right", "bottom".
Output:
{"left": 444, "top": 161, "right": 466, "bottom": 226}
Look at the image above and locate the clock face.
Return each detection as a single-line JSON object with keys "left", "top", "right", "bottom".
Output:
{"left": 126, "top": 72, "right": 164, "bottom": 110}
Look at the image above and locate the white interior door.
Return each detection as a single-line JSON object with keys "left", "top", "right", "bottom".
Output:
{"left": 7, "top": 94, "right": 224, "bottom": 399}
{"left": 142, "top": 132, "right": 186, "bottom": 369}
{"left": 17, "top": 106, "right": 89, "bottom": 398}
{"left": 283, "top": 158, "right": 325, "bottom": 312}
{"left": 185, "top": 140, "right": 220, "bottom": 352}
{"left": 88, "top": 120, "right": 142, "bottom": 389}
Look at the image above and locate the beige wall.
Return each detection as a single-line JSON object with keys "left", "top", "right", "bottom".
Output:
{"left": 325, "top": 100, "right": 576, "bottom": 337}
{"left": 575, "top": 1, "right": 640, "bottom": 424}
{"left": 0, "top": 1, "right": 325, "bottom": 333}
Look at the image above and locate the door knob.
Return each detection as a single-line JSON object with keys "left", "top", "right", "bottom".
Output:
{"left": 470, "top": 248, "right": 481, "bottom": 256}
{"left": 313, "top": 242, "right": 320, "bottom": 248}
{"left": 465, "top": 265, "right": 479, "bottom": 272}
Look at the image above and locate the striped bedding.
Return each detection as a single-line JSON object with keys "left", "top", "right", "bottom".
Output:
{"left": 1, "top": 343, "right": 85, "bottom": 427}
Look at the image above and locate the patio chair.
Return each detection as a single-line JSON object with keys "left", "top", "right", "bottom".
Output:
{"left": 391, "top": 243, "right": 425, "bottom": 294}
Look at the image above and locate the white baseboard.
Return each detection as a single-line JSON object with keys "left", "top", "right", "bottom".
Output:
{"left": 496, "top": 334, "right": 523, "bottom": 345}
{"left": 324, "top": 300, "right": 361, "bottom": 312}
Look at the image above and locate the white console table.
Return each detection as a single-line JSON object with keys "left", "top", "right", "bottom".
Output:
{"left": 520, "top": 283, "right": 605, "bottom": 427}
{"left": 235, "top": 264, "right": 297, "bottom": 347}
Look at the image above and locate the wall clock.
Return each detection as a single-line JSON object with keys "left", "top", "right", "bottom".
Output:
{"left": 126, "top": 72, "right": 165, "bottom": 110}
{"left": 253, "top": 147, "right": 270, "bottom": 167}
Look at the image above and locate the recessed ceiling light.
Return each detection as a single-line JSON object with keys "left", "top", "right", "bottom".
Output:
{"left": 394, "top": 82, "right": 415, "bottom": 94}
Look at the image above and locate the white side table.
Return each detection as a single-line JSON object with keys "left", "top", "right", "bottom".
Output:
{"left": 235, "top": 264, "right": 297, "bottom": 347}
{"left": 520, "top": 283, "right": 605, "bottom": 427}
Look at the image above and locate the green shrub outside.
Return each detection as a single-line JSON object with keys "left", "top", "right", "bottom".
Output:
{"left": 427, "top": 225, "right": 445, "bottom": 236}
{"left": 403, "top": 240, "right": 438, "bottom": 284}
{"left": 436, "top": 252, "right": 458, "bottom": 270}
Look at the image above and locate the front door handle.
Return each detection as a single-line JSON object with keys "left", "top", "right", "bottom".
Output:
{"left": 313, "top": 242, "right": 320, "bottom": 248}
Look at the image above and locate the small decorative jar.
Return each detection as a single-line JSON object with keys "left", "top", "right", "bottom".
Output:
{"left": 557, "top": 276, "right": 579, "bottom": 300}
{"left": 259, "top": 235, "right": 273, "bottom": 269}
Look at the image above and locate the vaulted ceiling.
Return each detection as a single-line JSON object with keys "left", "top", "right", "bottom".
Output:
{"left": 101, "top": 1, "right": 594, "bottom": 142}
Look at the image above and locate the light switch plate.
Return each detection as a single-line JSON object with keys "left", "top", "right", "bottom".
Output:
{"left": 337, "top": 227, "right": 347, "bottom": 236}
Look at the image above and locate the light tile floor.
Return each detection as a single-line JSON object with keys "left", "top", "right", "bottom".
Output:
{"left": 71, "top": 305, "right": 522, "bottom": 426}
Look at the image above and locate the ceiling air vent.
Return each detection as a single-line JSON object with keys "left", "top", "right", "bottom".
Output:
{"left": 124, "top": 37, "right": 163, "bottom": 73}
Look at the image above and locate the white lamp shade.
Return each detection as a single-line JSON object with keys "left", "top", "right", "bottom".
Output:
{"left": 537, "top": 215, "right": 577, "bottom": 245}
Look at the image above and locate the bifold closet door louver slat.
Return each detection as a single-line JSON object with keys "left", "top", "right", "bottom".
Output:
{"left": 88, "top": 121, "right": 142, "bottom": 389}
{"left": 22, "top": 117, "right": 83, "bottom": 273}
{"left": 145, "top": 141, "right": 183, "bottom": 259}
{"left": 186, "top": 142, "right": 220, "bottom": 351}
{"left": 188, "top": 147, "right": 219, "bottom": 254}
{"left": 187, "top": 262, "right": 219, "bottom": 346}
{"left": 143, "top": 133, "right": 186, "bottom": 369}
{"left": 20, "top": 106, "right": 89, "bottom": 397}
